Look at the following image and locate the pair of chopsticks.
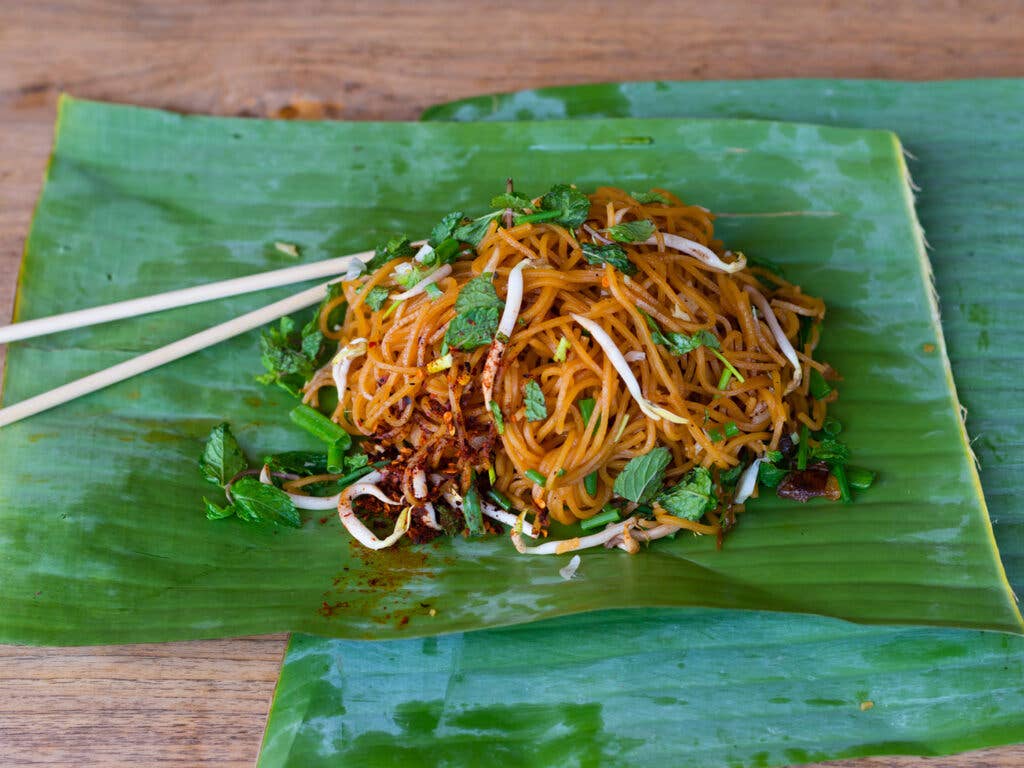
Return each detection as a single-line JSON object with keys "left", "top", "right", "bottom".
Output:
{"left": 0, "top": 249, "right": 377, "bottom": 428}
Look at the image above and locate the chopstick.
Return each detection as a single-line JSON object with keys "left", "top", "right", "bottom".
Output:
{"left": 0, "top": 248, "right": 376, "bottom": 344}
{"left": 0, "top": 280, "right": 335, "bottom": 429}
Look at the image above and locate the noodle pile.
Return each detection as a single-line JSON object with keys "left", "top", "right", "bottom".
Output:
{"left": 288, "top": 185, "right": 841, "bottom": 551}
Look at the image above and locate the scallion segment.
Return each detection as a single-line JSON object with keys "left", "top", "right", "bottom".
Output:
{"left": 584, "top": 471, "right": 598, "bottom": 496}
{"left": 326, "top": 441, "right": 343, "bottom": 473}
{"left": 487, "top": 489, "right": 513, "bottom": 511}
{"left": 797, "top": 423, "right": 810, "bottom": 470}
{"left": 578, "top": 397, "right": 599, "bottom": 433}
{"left": 581, "top": 507, "right": 621, "bottom": 531}
{"left": 289, "top": 404, "right": 350, "bottom": 447}
{"left": 514, "top": 209, "right": 562, "bottom": 225}
{"left": 832, "top": 463, "right": 852, "bottom": 502}
{"left": 524, "top": 469, "right": 547, "bottom": 487}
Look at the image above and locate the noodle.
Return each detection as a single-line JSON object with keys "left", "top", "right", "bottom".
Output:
{"left": 291, "top": 185, "right": 840, "bottom": 545}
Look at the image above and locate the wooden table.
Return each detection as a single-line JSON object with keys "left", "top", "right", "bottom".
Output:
{"left": 2, "top": 2, "right": 1022, "bottom": 765}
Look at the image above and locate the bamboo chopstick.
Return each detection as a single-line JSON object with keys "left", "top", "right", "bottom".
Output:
{"left": 0, "top": 280, "right": 336, "bottom": 429}
{"left": 0, "top": 249, "right": 375, "bottom": 344}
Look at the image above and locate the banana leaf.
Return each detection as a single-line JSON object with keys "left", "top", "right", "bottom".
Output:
{"left": 0, "top": 95, "right": 1020, "bottom": 645}
{"left": 256, "top": 80, "right": 1024, "bottom": 767}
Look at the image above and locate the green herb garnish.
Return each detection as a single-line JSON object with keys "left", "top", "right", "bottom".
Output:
{"left": 581, "top": 242, "right": 638, "bottom": 275}
{"left": 524, "top": 469, "right": 547, "bottom": 486}
{"left": 524, "top": 379, "right": 548, "bottom": 422}
{"left": 809, "top": 368, "right": 833, "bottom": 399}
{"left": 581, "top": 507, "right": 621, "bottom": 531}
{"left": 364, "top": 286, "right": 389, "bottom": 311}
{"left": 256, "top": 315, "right": 328, "bottom": 397}
{"left": 613, "top": 447, "right": 671, "bottom": 504}
{"left": 630, "top": 191, "right": 670, "bottom": 205}
{"left": 655, "top": 467, "right": 716, "bottom": 521}
{"left": 537, "top": 183, "right": 591, "bottom": 230}
{"left": 365, "top": 234, "right": 415, "bottom": 273}
{"left": 443, "top": 274, "right": 503, "bottom": 351}
{"left": 199, "top": 423, "right": 247, "bottom": 487}
{"left": 489, "top": 401, "right": 505, "bottom": 434}
{"left": 607, "top": 219, "right": 655, "bottom": 243}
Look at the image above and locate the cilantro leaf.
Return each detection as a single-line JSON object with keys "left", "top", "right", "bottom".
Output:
{"left": 581, "top": 243, "right": 637, "bottom": 275}
{"left": 394, "top": 265, "right": 428, "bottom": 290}
{"left": 614, "top": 447, "right": 671, "bottom": 504}
{"left": 490, "top": 193, "right": 534, "bottom": 211}
{"left": 607, "top": 219, "right": 655, "bottom": 243}
{"left": 524, "top": 379, "right": 548, "bottom": 422}
{"left": 364, "top": 286, "right": 389, "bottom": 311}
{"left": 429, "top": 212, "right": 464, "bottom": 246}
{"left": 539, "top": 184, "right": 591, "bottom": 230}
{"left": 230, "top": 477, "right": 301, "bottom": 528}
{"left": 812, "top": 438, "right": 850, "bottom": 465}
{"left": 630, "top": 191, "right": 670, "bottom": 205}
{"left": 199, "top": 423, "right": 247, "bottom": 487}
{"left": 642, "top": 312, "right": 720, "bottom": 355}
{"left": 203, "top": 498, "right": 237, "bottom": 520}
{"left": 453, "top": 213, "right": 501, "bottom": 246}
{"left": 656, "top": 467, "right": 716, "bottom": 520}
{"left": 365, "top": 235, "right": 415, "bottom": 273}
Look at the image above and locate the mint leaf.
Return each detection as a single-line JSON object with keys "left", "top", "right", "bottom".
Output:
{"left": 630, "top": 191, "right": 669, "bottom": 205}
{"left": 454, "top": 275, "right": 503, "bottom": 313}
{"left": 656, "top": 467, "right": 716, "bottom": 520}
{"left": 365, "top": 235, "right": 414, "bottom": 273}
{"left": 429, "top": 211, "right": 464, "bottom": 246}
{"left": 539, "top": 184, "right": 591, "bottom": 230}
{"left": 230, "top": 477, "right": 301, "bottom": 528}
{"left": 524, "top": 379, "right": 548, "bottom": 422}
{"left": 490, "top": 192, "right": 534, "bottom": 211}
{"left": 642, "top": 312, "right": 720, "bottom": 355}
{"left": 203, "top": 497, "right": 237, "bottom": 520}
{"left": 364, "top": 286, "right": 389, "bottom": 311}
{"left": 607, "top": 220, "right": 655, "bottom": 243}
{"left": 199, "top": 423, "right": 247, "bottom": 487}
{"left": 257, "top": 313, "right": 328, "bottom": 397}
{"left": 453, "top": 213, "right": 501, "bottom": 246}
{"left": 581, "top": 243, "right": 637, "bottom": 275}
{"left": 445, "top": 307, "right": 500, "bottom": 351}
{"left": 614, "top": 447, "right": 671, "bottom": 504}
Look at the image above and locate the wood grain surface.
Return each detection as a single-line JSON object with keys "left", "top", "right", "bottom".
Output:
{"left": 1, "top": 1, "right": 1023, "bottom": 766}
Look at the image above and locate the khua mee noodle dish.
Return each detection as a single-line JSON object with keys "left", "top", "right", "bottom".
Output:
{"left": 199, "top": 183, "right": 874, "bottom": 556}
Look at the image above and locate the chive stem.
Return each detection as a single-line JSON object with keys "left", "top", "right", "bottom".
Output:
{"left": 581, "top": 507, "right": 621, "bottom": 531}
{"left": 487, "top": 489, "right": 513, "bottom": 511}
{"left": 290, "top": 405, "right": 350, "bottom": 447}
{"left": 710, "top": 349, "right": 745, "bottom": 383}
{"left": 524, "top": 469, "right": 547, "bottom": 486}
{"left": 718, "top": 368, "right": 732, "bottom": 390}
{"left": 515, "top": 210, "right": 562, "bottom": 225}
{"left": 797, "top": 423, "right": 810, "bottom": 470}
{"left": 832, "top": 463, "right": 852, "bottom": 502}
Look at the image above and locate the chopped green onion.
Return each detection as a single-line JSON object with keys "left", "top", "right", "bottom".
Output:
{"left": 326, "top": 441, "right": 343, "bottom": 473}
{"left": 724, "top": 421, "right": 740, "bottom": 438}
{"left": 289, "top": 405, "right": 350, "bottom": 447}
{"left": 709, "top": 429, "right": 724, "bottom": 443}
{"left": 797, "top": 423, "right": 810, "bottom": 470}
{"left": 718, "top": 368, "right": 732, "bottom": 390}
{"left": 581, "top": 507, "right": 621, "bottom": 531}
{"left": 525, "top": 469, "right": 547, "bottom": 486}
{"left": 487, "top": 489, "right": 513, "bottom": 511}
{"left": 832, "top": 463, "right": 852, "bottom": 502}
{"left": 553, "top": 335, "right": 571, "bottom": 362}
{"left": 426, "top": 352, "right": 453, "bottom": 373}
{"left": 556, "top": 468, "right": 567, "bottom": 477}
{"left": 424, "top": 282, "right": 443, "bottom": 299}
{"left": 846, "top": 466, "right": 876, "bottom": 490}
{"left": 439, "top": 339, "right": 449, "bottom": 356}
{"left": 613, "top": 414, "right": 630, "bottom": 442}
{"left": 490, "top": 401, "right": 505, "bottom": 435}
{"left": 765, "top": 449, "right": 783, "bottom": 463}
{"left": 578, "top": 397, "right": 599, "bottom": 433}
{"left": 488, "top": 464, "right": 497, "bottom": 485}
{"left": 382, "top": 299, "right": 403, "bottom": 319}
{"left": 710, "top": 349, "right": 745, "bottom": 384}
{"left": 810, "top": 368, "right": 833, "bottom": 399}
{"left": 463, "top": 483, "right": 485, "bottom": 535}
{"left": 823, "top": 417, "right": 842, "bottom": 436}
{"left": 584, "top": 472, "right": 598, "bottom": 496}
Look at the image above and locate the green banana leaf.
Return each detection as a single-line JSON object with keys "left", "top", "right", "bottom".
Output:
{"left": 256, "top": 80, "right": 1024, "bottom": 768}
{"left": 1, "top": 95, "right": 1019, "bottom": 645}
